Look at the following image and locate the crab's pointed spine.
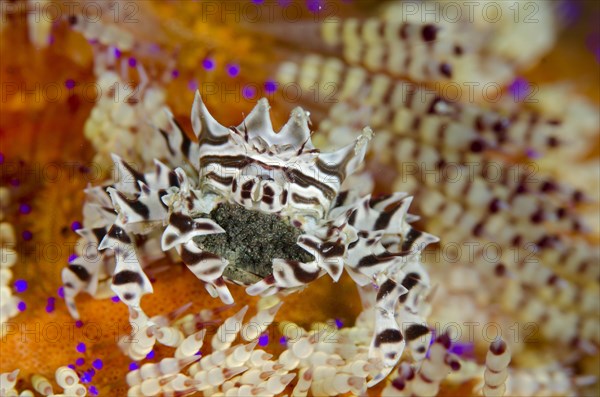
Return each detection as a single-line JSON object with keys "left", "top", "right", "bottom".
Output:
{"left": 316, "top": 127, "right": 372, "bottom": 187}
{"left": 192, "top": 91, "right": 230, "bottom": 144}
{"left": 277, "top": 106, "right": 313, "bottom": 150}
{"left": 237, "top": 98, "right": 274, "bottom": 144}
{"left": 112, "top": 153, "right": 145, "bottom": 194}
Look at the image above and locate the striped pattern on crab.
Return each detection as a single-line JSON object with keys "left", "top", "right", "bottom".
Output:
{"left": 62, "top": 92, "right": 436, "bottom": 383}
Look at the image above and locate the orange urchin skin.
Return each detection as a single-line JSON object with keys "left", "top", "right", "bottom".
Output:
{"left": 1, "top": 257, "right": 253, "bottom": 394}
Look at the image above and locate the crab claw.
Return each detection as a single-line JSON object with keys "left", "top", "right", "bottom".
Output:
{"left": 161, "top": 212, "right": 225, "bottom": 251}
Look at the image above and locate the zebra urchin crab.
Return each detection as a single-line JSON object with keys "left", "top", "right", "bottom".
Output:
{"left": 62, "top": 92, "right": 437, "bottom": 381}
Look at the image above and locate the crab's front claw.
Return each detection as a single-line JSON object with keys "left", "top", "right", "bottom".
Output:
{"left": 161, "top": 212, "right": 225, "bottom": 251}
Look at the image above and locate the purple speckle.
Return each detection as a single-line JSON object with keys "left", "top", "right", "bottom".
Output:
{"left": 252, "top": 0, "right": 264, "bottom": 4}
{"left": 334, "top": 318, "right": 343, "bottom": 329}
{"left": 77, "top": 342, "right": 86, "bottom": 353}
{"left": 449, "top": 341, "right": 475, "bottom": 358}
{"left": 258, "top": 333, "right": 269, "bottom": 347}
{"left": 76, "top": 357, "right": 85, "bottom": 366}
{"left": 128, "top": 57, "right": 137, "bottom": 68}
{"left": 242, "top": 85, "right": 256, "bottom": 99}
{"left": 47, "top": 297, "right": 56, "bottom": 305}
{"left": 171, "top": 69, "right": 179, "bottom": 79}
{"left": 188, "top": 79, "right": 198, "bottom": 92}
{"left": 92, "top": 359, "right": 103, "bottom": 370}
{"left": 45, "top": 304, "right": 55, "bottom": 313}
{"left": 0, "top": 153, "right": 4, "bottom": 164}
{"left": 48, "top": 35, "right": 55, "bottom": 45}
{"left": 557, "top": 0, "right": 581, "bottom": 25}
{"left": 264, "top": 80, "right": 277, "bottom": 94}
{"left": 68, "top": 364, "right": 76, "bottom": 370}
{"left": 14, "top": 279, "right": 28, "bottom": 293}
{"left": 306, "top": 0, "right": 324, "bottom": 13}
{"left": 227, "top": 64, "right": 240, "bottom": 77}
{"left": 89, "top": 386, "right": 99, "bottom": 396}
{"left": 202, "top": 58, "right": 215, "bottom": 71}
{"left": 58, "top": 286, "right": 64, "bottom": 298}
{"left": 113, "top": 47, "right": 121, "bottom": 58}
{"left": 9, "top": 178, "right": 20, "bottom": 187}
{"left": 22, "top": 231, "right": 32, "bottom": 241}
{"left": 17, "top": 301, "right": 26, "bottom": 312}
{"left": 65, "top": 79, "right": 76, "bottom": 89}
{"left": 508, "top": 77, "right": 530, "bottom": 102}
{"left": 586, "top": 32, "right": 600, "bottom": 64}
{"left": 76, "top": 320, "right": 84, "bottom": 328}
{"left": 19, "top": 204, "right": 31, "bottom": 214}
{"left": 146, "top": 350, "right": 155, "bottom": 359}
{"left": 195, "top": 351, "right": 202, "bottom": 356}
{"left": 80, "top": 372, "right": 91, "bottom": 383}
{"left": 279, "top": 336, "right": 287, "bottom": 345}
{"left": 111, "top": 296, "right": 120, "bottom": 303}
{"left": 71, "top": 221, "right": 82, "bottom": 231}
{"left": 68, "top": 254, "right": 78, "bottom": 263}
{"left": 526, "top": 148, "right": 541, "bottom": 159}
{"left": 129, "top": 362, "right": 139, "bottom": 371}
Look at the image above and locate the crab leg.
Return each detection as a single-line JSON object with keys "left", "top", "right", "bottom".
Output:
{"left": 178, "top": 240, "right": 233, "bottom": 305}
{"left": 98, "top": 219, "right": 153, "bottom": 308}
{"left": 61, "top": 254, "right": 103, "bottom": 319}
